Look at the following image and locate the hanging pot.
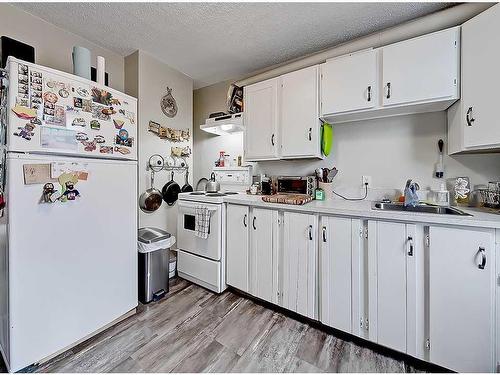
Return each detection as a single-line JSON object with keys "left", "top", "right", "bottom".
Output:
{"left": 139, "top": 171, "right": 163, "bottom": 213}
{"left": 181, "top": 170, "right": 193, "bottom": 192}
{"left": 162, "top": 171, "right": 181, "bottom": 206}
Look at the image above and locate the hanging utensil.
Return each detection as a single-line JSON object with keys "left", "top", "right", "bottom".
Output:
{"left": 327, "top": 167, "right": 338, "bottom": 182}
{"left": 139, "top": 170, "right": 163, "bottom": 213}
{"left": 162, "top": 171, "right": 181, "bottom": 206}
{"left": 181, "top": 170, "right": 193, "bottom": 192}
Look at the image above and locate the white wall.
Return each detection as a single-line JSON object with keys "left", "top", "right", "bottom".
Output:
{"left": 0, "top": 4, "right": 125, "bottom": 91}
{"left": 126, "top": 51, "right": 193, "bottom": 237}
{"left": 193, "top": 80, "right": 245, "bottom": 184}
{"left": 254, "top": 111, "right": 500, "bottom": 192}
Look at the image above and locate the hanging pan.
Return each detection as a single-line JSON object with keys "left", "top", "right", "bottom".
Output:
{"left": 139, "top": 170, "right": 163, "bottom": 213}
{"left": 162, "top": 171, "right": 181, "bottom": 206}
{"left": 181, "top": 170, "right": 193, "bottom": 192}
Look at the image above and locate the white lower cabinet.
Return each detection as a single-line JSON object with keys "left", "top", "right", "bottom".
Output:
{"left": 226, "top": 204, "right": 249, "bottom": 293}
{"left": 428, "top": 226, "right": 495, "bottom": 373}
{"left": 281, "top": 212, "right": 317, "bottom": 319}
{"left": 250, "top": 208, "right": 278, "bottom": 304}
{"left": 226, "top": 205, "right": 499, "bottom": 373}
{"left": 319, "top": 216, "right": 366, "bottom": 335}
{"left": 367, "top": 221, "right": 420, "bottom": 354}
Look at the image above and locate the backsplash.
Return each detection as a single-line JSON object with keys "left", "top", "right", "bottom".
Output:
{"left": 253, "top": 111, "right": 500, "bottom": 193}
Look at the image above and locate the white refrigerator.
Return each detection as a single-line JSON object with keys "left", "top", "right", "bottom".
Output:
{"left": 0, "top": 58, "right": 138, "bottom": 372}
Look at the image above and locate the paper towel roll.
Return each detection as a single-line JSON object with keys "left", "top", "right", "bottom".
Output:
{"left": 96, "top": 56, "right": 105, "bottom": 85}
{"left": 72, "top": 46, "right": 91, "bottom": 80}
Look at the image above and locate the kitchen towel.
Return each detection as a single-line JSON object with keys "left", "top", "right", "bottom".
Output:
{"left": 195, "top": 205, "right": 212, "bottom": 239}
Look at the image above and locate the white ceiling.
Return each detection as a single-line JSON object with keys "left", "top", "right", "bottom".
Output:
{"left": 14, "top": 2, "right": 452, "bottom": 88}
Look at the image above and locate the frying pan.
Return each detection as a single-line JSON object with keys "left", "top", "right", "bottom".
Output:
{"left": 162, "top": 171, "right": 181, "bottom": 206}
{"left": 181, "top": 170, "right": 193, "bottom": 192}
{"left": 139, "top": 171, "right": 163, "bottom": 213}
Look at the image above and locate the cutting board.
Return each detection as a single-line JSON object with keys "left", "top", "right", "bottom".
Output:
{"left": 262, "top": 194, "right": 313, "bottom": 205}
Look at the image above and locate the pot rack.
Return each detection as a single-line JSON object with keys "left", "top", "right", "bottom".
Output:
{"left": 146, "top": 154, "right": 188, "bottom": 173}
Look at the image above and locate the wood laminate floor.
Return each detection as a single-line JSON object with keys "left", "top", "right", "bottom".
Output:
{"left": 5, "top": 278, "right": 442, "bottom": 373}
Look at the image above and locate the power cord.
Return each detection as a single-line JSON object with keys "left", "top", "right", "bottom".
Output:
{"left": 332, "top": 182, "right": 369, "bottom": 201}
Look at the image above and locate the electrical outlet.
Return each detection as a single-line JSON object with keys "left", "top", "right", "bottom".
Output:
{"left": 362, "top": 175, "right": 372, "bottom": 188}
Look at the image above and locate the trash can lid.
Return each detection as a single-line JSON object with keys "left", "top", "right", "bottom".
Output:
{"left": 138, "top": 227, "right": 171, "bottom": 244}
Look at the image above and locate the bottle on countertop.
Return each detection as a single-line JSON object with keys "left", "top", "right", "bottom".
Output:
{"left": 218, "top": 151, "right": 225, "bottom": 167}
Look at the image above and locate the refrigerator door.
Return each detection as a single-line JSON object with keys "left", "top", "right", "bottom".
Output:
{"left": 6, "top": 57, "right": 137, "bottom": 161}
{"left": 6, "top": 153, "right": 137, "bottom": 371}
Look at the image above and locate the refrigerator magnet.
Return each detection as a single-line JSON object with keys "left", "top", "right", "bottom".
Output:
{"left": 71, "top": 117, "right": 86, "bottom": 127}
{"left": 99, "top": 145, "right": 113, "bottom": 154}
{"left": 13, "top": 122, "right": 35, "bottom": 141}
{"left": 58, "top": 173, "right": 80, "bottom": 202}
{"left": 90, "top": 120, "right": 100, "bottom": 130}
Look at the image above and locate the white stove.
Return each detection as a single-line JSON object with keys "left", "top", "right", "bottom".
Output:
{"left": 176, "top": 167, "right": 251, "bottom": 293}
{"left": 178, "top": 191, "right": 241, "bottom": 204}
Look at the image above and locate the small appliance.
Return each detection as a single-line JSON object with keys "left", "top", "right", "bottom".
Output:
{"left": 277, "top": 176, "right": 317, "bottom": 197}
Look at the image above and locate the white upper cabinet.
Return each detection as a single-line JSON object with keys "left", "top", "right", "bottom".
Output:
{"left": 381, "top": 27, "right": 460, "bottom": 107}
{"left": 280, "top": 66, "right": 322, "bottom": 159}
{"left": 320, "top": 27, "right": 460, "bottom": 124}
{"left": 321, "top": 49, "right": 378, "bottom": 115}
{"left": 244, "top": 78, "right": 279, "bottom": 161}
{"left": 448, "top": 4, "right": 500, "bottom": 153}
{"left": 428, "top": 226, "right": 495, "bottom": 373}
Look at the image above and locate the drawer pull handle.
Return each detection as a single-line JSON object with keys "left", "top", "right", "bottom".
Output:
{"left": 243, "top": 214, "right": 247, "bottom": 228}
{"left": 308, "top": 128, "right": 312, "bottom": 141}
{"left": 271, "top": 133, "right": 275, "bottom": 146}
{"left": 367, "top": 85, "right": 372, "bottom": 102}
{"left": 386, "top": 82, "right": 391, "bottom": 99}
{"left": 252, "top": 216, "right": 257, "bottom": 230}
{"left": 477, "top": 247, "right": 486, "bottom": 270}
{"left": 308, "top": 225, "right": 313, "bottom": 241}
{"left": 466, "top": 107, "right": 475, "bottom": 126}
{"left": 407, "top": 236, "right": 414, "bottom": 256}
{"left": 322, "top": 226, "right": 327, "bottom": 243}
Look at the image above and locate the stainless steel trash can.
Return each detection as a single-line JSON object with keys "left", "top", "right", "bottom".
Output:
{"left": 138, "top": 227, "right": 175, "bottom": 304}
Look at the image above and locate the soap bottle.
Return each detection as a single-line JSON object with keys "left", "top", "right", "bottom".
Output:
{"left": 435, "top": 183, "right": 450, "bottom": 206}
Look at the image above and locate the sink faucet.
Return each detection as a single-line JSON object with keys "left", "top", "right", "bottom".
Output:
{"left": 404, "top": 179, "right": 420, "bottom": 207}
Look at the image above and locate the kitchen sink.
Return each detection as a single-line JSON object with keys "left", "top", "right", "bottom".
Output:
{"left": 372, "top": 202, "right": 472, "bottom": 216}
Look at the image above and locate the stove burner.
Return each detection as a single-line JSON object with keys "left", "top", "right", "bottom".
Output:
{"left": 205, "top": 192, "right": 226, "bottom": 197}
{"left": 189, "top": 192, "right": 206, "bottom": 195}
{"left": 225, "top": 192, "right": 239, "bottom": 195}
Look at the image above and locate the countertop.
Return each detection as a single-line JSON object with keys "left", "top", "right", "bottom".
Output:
{"left": 223, "top": 194, "right": 500, "bottom": 229}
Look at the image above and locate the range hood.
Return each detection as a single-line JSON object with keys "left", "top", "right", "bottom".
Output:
{"left": 200, "top": 113, "right": 244, "bottom": 136}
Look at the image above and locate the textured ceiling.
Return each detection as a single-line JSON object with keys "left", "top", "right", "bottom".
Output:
{"left": 14, "top": 2, "right": 452, "bottom": 88}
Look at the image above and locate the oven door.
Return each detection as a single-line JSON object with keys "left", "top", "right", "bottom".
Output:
{"left": 177, "top": 200, "right": 222, "bottom": 261}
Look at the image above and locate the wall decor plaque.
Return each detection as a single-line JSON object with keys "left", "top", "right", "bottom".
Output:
{"left": 160, "top": 87, "right": 178, "bottom": 118}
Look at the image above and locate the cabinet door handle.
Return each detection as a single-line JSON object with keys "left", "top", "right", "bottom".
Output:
{"left": 322, "top": 226, "right": 327, "bottom": 243}
{"left": 466, "top": 106, "right": 475, "bottom": 126}
{"left": 477, "top": 247, "right": 486, "bottom": 270}
{"left": 308, "top": 225, "right": 313, "bottom": 241}
{"left": 386, "top": 82, "right": 391, "bottom": 99}
{"left": 407, "top": 236, "right": 414, "bottom": 256}
{"left": 252, "top": 216, "right": 257, "bottom": 230}
{"left": 271, "top": 133, "right": 275, "bottom": 146}
{"left": 367, "top": 85, "right": 372, "bottom": 102}
{"left": 243, "top": 214, "right": 247, "bottom": 228}
{"left": 308, "top": 128, "right": 312, "bottom": 141}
